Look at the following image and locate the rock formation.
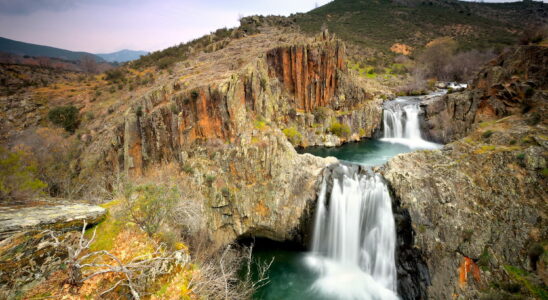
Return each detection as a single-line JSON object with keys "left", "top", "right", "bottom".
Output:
{"left": 422, "top": 45, "right": 547, "bottom": 144}
{"left": 383, "top": 45, "right": 548, "bottom": 298}
{"left": 0, "top": 203, "right": 106, "bottom": 240}
{"left": 80, "top": 27, "right": 383, "bottom": 248}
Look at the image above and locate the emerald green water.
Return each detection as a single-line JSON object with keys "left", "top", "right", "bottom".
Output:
{"left": 297, "top": 139, "right": 415, "bottom": 166}
{"left": 252, "top": 250, "right": 331, "bottom": 300}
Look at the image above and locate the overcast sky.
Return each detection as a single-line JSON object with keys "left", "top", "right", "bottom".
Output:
{"left": 0, "top": 0, "right": 542, "bottom": 53}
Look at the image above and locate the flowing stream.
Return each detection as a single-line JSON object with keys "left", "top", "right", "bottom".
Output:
{"left": 252, "top": 94, "right": 442, "bottom": 300}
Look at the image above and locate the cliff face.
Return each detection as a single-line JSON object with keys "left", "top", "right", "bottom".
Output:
{"left": 422, "top": 45, "right": 547, "bottom": 144}
{"left": 266, "top": 40, "right": 345, "bottom": 112}
{"left": 82, "top": 31, "right": 384, "bottom": 248}
{"left": 382, "top": 45, "right": 548, "bottom": 299}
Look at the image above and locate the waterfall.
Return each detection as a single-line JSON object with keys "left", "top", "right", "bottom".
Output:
{"left": 381, "top": 98, "right": 441, "bottom": 149}
{"left": 307, "top": 164, "right": 398, "bottom": 300}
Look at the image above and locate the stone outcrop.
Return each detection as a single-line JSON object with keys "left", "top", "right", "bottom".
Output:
{"left": 381, "top": 46, "right": 548, "bottom": 298}
{"left": 0, "top": 204, "right": 106, "bottom": 240}
{"left": 266, "top": 39, "right": 345, "bottom": 112}
{"left": 383, "top": 115, "right": 547, "bottom": 298}
{"left": 82, "top": 30, "right": 373, "bottom": 248}
{"left": 422, "top": 45, "right": 547, "bottom": 144}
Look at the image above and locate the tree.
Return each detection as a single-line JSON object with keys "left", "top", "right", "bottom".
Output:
{"left": 80, "top": 54, "right": 98, "bottom": 73}
{"left": 48, "top": 105, "right": 80, "bottom": 133}
{"left": 0, "top": 147, "right": 46, "bottom": 202}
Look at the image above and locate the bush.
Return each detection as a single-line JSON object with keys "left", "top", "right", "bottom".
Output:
{"left": 282, "top": 127, "right": 303, "bottom": 146}
{"left": 11, "top": 128, "right": 80, "bottom": 199}
{"left": 482, "top": 130, "right": 494, "bottom": 139}
{"left": 329, "top": 122, "right": 351, "bottom": 138}
{"left": 313, "top": 106, "right": 331, "bottom": 121}
{"left": 123, "top": 184, "right": 178, "bottom": 237}
{"left": 0, "top": 147, "right": 47, "bottom": 202}
{"left": 48, "top": 105, "right": 80, "bottom": 133}
{"left": 157, "top": 56, "right": 178, "bottom": 69}
{"left": 104, "top": 69, "right": 125, "bottom": 83}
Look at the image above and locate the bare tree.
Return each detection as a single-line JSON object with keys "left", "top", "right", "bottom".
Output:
{"left": 44, "top": 221, "right": 189, "bottom": 299}
{"left": 188, "top": 243, "right": 273, "bottom": 300}
{"left": 80, "top": 55, "right": 98, "bottom": 74}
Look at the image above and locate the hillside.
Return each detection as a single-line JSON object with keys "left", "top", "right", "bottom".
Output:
{"left": 96, "top": 49, "right": 148, "bottom": 62}
{"left": 0, "top": 37, "right": 104, "bottom": 62}
{"left": 295, "top": 0, "right": 547, "bottom": 55}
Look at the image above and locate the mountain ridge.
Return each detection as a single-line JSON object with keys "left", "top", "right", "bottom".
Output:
{"left": 0, "top": 36, "right": 105, "bottom": 62}
{"left": 96, "top": 49, "right": 148, "bottom": 63}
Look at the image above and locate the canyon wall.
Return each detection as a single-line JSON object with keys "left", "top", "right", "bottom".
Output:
{"left": 383, "top": 45, "right": 548, "bottom": 299}
{"left": 422, "top": 45, "right": 547, "bottom": 144}
{"left": 82, "top": 35, "right": 383, "bottom": 247}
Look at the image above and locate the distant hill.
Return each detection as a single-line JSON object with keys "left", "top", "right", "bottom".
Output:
{"left": 295, "top": 0, "right": 547, "bottom": 54}
{"left": 0, "top": 37, "right": 104, "bottom": 62}
{"left": 96, "top": 49, "right": 148, "bottom": 63}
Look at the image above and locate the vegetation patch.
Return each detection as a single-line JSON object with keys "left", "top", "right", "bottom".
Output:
{"left": 0, "top": 147, "right": 46, "bottom": 202}
{"left": 283, "top": 127, "right": 303, "bottom": 146}
{"left": 329, "top": 122, "right": 351, "bottom": 138}
{"left": 48, "top": 105, "right": 80, "bottom": 133}
{"left": 503, "top": 265, "right": 548, "bottom": 299}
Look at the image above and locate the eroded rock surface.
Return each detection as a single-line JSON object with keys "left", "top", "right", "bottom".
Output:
{"left": 81, "top": 28, "right": 378, "bottom": 248}
{"left": 383, "top": 112, "right": 547, "bottom": 298}
{"left": 0, "top": 204, "right": 106, "bottom": 240}
{"left": 422, "top": 45, "right": 547, "bottom": 144}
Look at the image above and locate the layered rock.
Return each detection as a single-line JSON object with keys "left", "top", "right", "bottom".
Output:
{"left": 422, "top": 45, "right": 547, "bottom": 144}
{"left": 81, "top": 30, "right": 383, "bottom": 248}
{"left": 381, "top": 46, "right": 548, "bottom": 298}
{"left": 383, "top": 115, "right": 547, "bottom": 298}
{"left": 266, "top": 38, "right": 345, "bottom": 112}
{"left": 0, "top": 204, "right": 106, "bottom": 240}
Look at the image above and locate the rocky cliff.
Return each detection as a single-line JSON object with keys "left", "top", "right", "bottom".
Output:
{"left": 80, "top": 27, "right": 383, "bottom": 248}
{"left": 422, "top": 45, "right": 547, "bottom": 144}
{"left": 382, "top": 45, "right": 548, "bottom": 299}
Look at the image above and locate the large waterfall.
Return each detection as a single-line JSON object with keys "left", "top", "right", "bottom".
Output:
{"left": 381, "top": 98, "right": 441, "bottom": 149}
{"left": 307, "top": 164, "right": 399, "bottom": 300}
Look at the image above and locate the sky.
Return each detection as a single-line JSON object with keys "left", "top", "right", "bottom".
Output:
{"left": 0, "top": 0, "right": 333, "bottom": 53}
{"left": 0, "top": 0, "right": 543, "bottom": 54}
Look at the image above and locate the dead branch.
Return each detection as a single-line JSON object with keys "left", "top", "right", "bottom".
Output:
{"left": 43, "top": 221, "right": 189, "bottom": 299}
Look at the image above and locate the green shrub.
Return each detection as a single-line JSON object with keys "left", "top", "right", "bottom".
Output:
{"left": 0, "top": 147, "right": 47, "bottom": 202}
{"left": 48, "top": 105, "right": 80, "bottom": 133}
{"left": 122, "top": 183, "right": 180, "bottom": 237}
{"left": 313, "top": 106, "right": 331, "bottom": 121}
{"left": 190, "top": 90, "right": 199, "bottom": 100}
{"left": 181, "top": 164, "right": 194, "bottom": 175}
{"left": 329, "top": 122, "right": 351, "bottom": 138}
{"left": 205, "top": 175, "right": 216, "bottom": 187}
{"left": 282, "top": 127, "right": 303, "bottom": 146}
{"left": 104, "top": 69, "right": 125, "bottom": 83}
{"left": 157, "top": 56, "right": 178, "bottom": 69}
{"left": 482, "top": 130, "right": 494, "bottom": 139}
{"left": 254, "top": 120, "right": 267, "bottom": 130}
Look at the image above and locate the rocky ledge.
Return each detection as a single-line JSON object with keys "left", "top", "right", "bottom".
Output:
{"left": 0, "top": 204, "right": 106, "bottom": 240}
{"left": 382, "top": 113, "right": 547, "bottom": 299}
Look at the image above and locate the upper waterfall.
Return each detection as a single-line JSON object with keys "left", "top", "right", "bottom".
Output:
{"left": 381, "top": 97, "right": 442, "bottom": 150}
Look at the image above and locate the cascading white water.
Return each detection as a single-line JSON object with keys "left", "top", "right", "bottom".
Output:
{"left": 307, "top": 165, "right": 398, "bottom": 300}
{"left": 381, "top": 98, "right": 442, "bottom": 149}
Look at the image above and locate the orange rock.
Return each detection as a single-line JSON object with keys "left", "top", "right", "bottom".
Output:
{"left": 390, "top": 43, "right": 413, "bottom": 55}
{"left": 459, "top": 256, "right": 481, "bottom": 289}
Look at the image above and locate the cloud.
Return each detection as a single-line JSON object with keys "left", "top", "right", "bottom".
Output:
{"left": 0, "top": 0, "right": 80, "bottom": 15}
{"left": 0, "top": 0, "right": 143, "bottom": 15}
